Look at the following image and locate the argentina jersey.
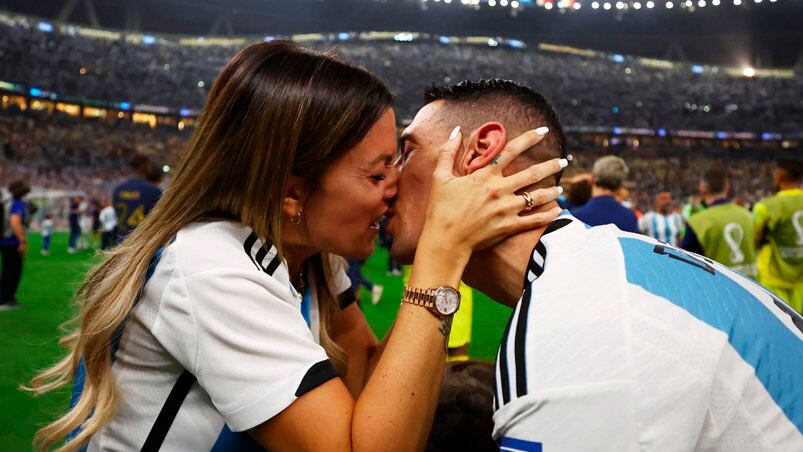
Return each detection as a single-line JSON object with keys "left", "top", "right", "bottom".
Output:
{"left": 71, "top": 221, "right": 350, "bottom": 451}
{"left": 493, "top": 214, "right": 803, "bottom": 452}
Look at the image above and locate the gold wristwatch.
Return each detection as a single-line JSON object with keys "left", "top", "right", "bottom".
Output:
{"left": 401, "top": 286, "right": 461, "bottom": 319}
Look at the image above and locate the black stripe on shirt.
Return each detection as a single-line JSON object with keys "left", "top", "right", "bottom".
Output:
{"left": 295, "top": 360, "right": 338, "bottom": 397}
{"left": 496, "top": 310, "right": 516, "bottom": 405}
{"left": 264, "top": 253, "right": 282, "bottom": 276}
{"left": 513, "top": 281, "right": 534, "bottom": 398}
{"left": 254, "top": 246, "right": 268, "bottom": 270}
{"left": 338, "top": 288, "right": 357, "bottom": 310}
{"left": 242, "top": 233, "right": 262, "bottom": 271}
{"left": 141, "top": 370, "right": 196, "bottom": 452}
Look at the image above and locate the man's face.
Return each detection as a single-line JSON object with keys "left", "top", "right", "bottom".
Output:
{"left": 386, "top": 101, "right": 453, "bottom": 264}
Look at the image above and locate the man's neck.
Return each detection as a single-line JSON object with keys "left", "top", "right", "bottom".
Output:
{"left": 592, "top": 187, "right": 617, "bottom": 198}
{"left": 462, "top": 226, "right": 548, "bottom": 308}
{"left": 703, "top": 193, "right": 729, "bottom": 206}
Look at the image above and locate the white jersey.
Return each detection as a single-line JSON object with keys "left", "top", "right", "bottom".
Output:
{"left": 99, "top": 206, "right": 117, "bottom": 232}
{"left": 639, "top": 210, "right": 684, "bottom": 246}
{"left": 72, "top": 221, "right": 351, "bottom": 451}
{"left": 493, "top": 214, "right": 803, "bottom": 452}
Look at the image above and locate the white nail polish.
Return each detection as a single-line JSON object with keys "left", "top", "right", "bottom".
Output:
{"left": 535, "top": 126, "right": 549, "bottom": 136}
{"left": 559, "top": 158, "right": 569, "bottom": 169}
{"left": 557, "top": 186, "right": 564, "bottom": 195}
{"left": 567, "top": 154, "right": 574, "bottom": 161}
{"left": 449, "top": 126, "right": 461, "bottom": 140}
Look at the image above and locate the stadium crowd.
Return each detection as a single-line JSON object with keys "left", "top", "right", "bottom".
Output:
{"left": 1, "top": 22, "right": 802, "bottom": 132}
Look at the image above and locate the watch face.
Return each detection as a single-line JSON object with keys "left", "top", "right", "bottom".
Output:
{"left": 434, "top": 288, "right": 460, "bottom": 315}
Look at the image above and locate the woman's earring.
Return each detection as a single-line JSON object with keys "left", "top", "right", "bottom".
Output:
{"left": 289, "top": 206, "right": 303, "bottom": 225}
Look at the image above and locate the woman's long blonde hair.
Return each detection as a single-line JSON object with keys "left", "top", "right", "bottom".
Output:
{"left": 26, "top": 40, "right": 394, "bottom": 451}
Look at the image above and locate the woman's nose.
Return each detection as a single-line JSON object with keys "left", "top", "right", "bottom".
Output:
{"left": 384, "top": 166, "right": 399, "bottom": 200}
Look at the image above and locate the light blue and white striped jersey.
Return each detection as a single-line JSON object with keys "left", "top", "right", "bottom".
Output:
{"left": 494, "top": 214, "right": 803, "bottom": 452}
{"left": 639, "top": 210, "right": 684, "bottom": 246}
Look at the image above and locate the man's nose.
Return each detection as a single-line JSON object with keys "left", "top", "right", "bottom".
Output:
{"left": 384, "top": 165, "right": 399, "bottom": 201}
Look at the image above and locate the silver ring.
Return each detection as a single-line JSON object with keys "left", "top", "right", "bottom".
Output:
{"left": 521, "top": 192, "right": 535, "bottom": 211}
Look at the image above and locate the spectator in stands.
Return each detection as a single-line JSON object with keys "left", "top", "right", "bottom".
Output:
{"left": 681, "top": 167, "right": 758, "bottom": 277}
{"left": 0, "top": 180, "right": 30, "bottom": 310}
{"left": 561, "top": 174, "right": 592, "bottom": 210}
{"left": 112, "top": 155, "right": 163, "bottom": 240}
{"left": 640, "top": 191, "right": 684, "bottom": 246}
{"left": 571, "top": 156, "right": 639, "bottom": 233}
{"left": 754, "top": 159, "right": 803, "bottom": 313}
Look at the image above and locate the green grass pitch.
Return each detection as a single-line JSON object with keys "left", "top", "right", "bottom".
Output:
{"left": 0, "top": 232, "right": 511, "bottom": 449}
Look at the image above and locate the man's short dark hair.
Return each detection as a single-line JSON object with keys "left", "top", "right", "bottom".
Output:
{"left": 703, "top": 167, "right": 729, "bottom": 194}
{"left": 425, "top": 79, "right": 566, "bottom": 183}
{"left": 8, "top": 180, "right": 30, "bottom": 199}
{"left": 778, "top": 159, "right": 803, "bottom": 183}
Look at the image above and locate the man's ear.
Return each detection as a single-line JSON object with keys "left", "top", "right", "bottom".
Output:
{"left": 458, "top": 122, "right": 507, "bottom": 175}
{"left": 282, "top": 175, "right": 305, "bottom": 219}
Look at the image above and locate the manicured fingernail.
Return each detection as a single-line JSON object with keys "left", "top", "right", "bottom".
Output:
{"left": 535, "top": 127, "right": 549, "bottom": 136}
{"left": 557, "top": 186, "right": 564, "bottom": 195}
{"left": 449, "top": 126, "right": 461, "bottom": 140}
{"left": 559, "top": 158, "right": 569, "bottom": 169}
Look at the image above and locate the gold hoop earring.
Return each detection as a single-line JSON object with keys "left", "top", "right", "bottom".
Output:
{"left": 289, "top": 206, "right": 303, "bottom": 225}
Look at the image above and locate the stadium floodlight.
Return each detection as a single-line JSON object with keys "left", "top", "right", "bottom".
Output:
{"left": 603, "top": 2, "right": 612, "bottom": 8}
{"left": 733, "top": 0, "right": 741, "bottom": 4}
{"left": 698, "top": 0, "right": 705, "bottom": 6}
{"left": 592, "top": 1, "right": 600, "bottom": 7}
{"left": 743, "top": 67, "right": 755, "bottom": 77}
{"left": 197, "top": 81, "right": 205, "bottom": 88}
{"left": 444, "top": 0, "right": 452, "bottom": 3}
{"left": 142, "top": 35, "right": 156, "bottom": 45}
{"left": 439, "top": 36, "right": 451, "bottom": 44}
{"left": 544, "top": 2, "right": 554, "bottom": 8}
{"left": 38, "top": 21, "right": 54, "bottom": 33}
{"left": 712, "top": 0, "right": 720, "bottom": 4}
{"left": 574, "top": 2, "right": 582, "bottom": 8}
{"left": 666, "top": 1, "right": 674, "bottom": 7}
{"left": 615, "top": 1, "right": 624, "bottom": 8}
{"left": 511, "top": 0, "right": 520, "bottom": 7}
{"left": 647, "top": 1, "right": 655, "bottom": 7}
{"left": 634, "top": 2, "right": 642, "bottom": 9}
{"left": 489, "top": 0, "right": 497, "bottom": 5}
{"left": 500, "top": 0, "right": 508, "bottom": 5}
{"left": 754, "top": 0, "right": 761, "bottom": 3}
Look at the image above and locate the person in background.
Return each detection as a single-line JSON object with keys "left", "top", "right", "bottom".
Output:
{"left": 426, "top": 361, "right": 497, "bottom": 452}
{"left": 99, "top": 198, "right": 118, "bottom": 251}
{"left": 681, "top": 167, "right": 757, "bottom": 278}
{"left": 571, "top": 156, "right": 639, "bottom": 233}
{"left": 41, "top": 212, "right": 53, "bottom": 256}
{"left": 90, "top": 199, "right": 102, "bottom": 249}
{"left": 754, "top": 159, "right": 803, "bottom": 313}
{"left": 67, "top": 196, "right": 82, "bottom": 254}
{"left": 640, "top": 191, "right": 684, "bottom": 246}
{"left": 112, "top": 155, "right": 163, "bottom": 240}
{"left": 78, "top": 198, "right": 92, "bottom": 251}
{"left": 561, "top": 174, "right": 592, "bottom": 210}
{"left": 346, "top": 258, "right": 383, "bottom": 305}
{"left": 0, "top": 180, "right": 30, "bottom": 310}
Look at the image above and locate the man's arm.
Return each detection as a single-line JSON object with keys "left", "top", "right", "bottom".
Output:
{"left": 332, "top": 303, "right": 381, "bottom": 398}
{"left": 9, "top": 213, "right": 26, "bottom": 253}
{"left": 753, "top": 201, "right": 769, "bottom": 248}
{"left": 679, "top": 224, "right": 705, "bottom": 255}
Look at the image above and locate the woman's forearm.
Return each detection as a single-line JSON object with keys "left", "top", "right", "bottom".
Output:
{"left": 351, "top": 233, "right": 468, "bottom": 451}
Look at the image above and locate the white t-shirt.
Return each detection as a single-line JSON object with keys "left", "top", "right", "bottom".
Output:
{"left": 99, "top": 206, "right": 117, "bottom": 232}
{"left": 81, "top": 220, "right": 351, "bottom": 451}
{"left": 493, "top": 214, "right": 803, "bottom": 452}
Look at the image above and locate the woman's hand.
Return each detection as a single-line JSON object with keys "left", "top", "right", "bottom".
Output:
{"left": 422, "top": 126, "right": 566, "bottom": 257}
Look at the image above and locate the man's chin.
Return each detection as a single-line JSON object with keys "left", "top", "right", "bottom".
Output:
{"left": 389, "top": 244, "right": 416, "bottom": 266}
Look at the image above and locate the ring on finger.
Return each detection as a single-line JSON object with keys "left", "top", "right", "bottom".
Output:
{"left": 521, "top": 191, "right": 535, "bottom": 211}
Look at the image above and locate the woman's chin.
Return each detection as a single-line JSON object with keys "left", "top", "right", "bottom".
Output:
{"left": 338, "top": 241, "right": 375, "bottom": 260}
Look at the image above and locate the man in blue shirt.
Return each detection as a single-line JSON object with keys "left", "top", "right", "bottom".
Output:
{"left": 571, "top": 155, "right": 639, "bottom": 233}
{"left": 0, "top": 180, "right": 30, "bottom": 310}
{"left": 112, "top": 155, "right": 163, "bottom": 240}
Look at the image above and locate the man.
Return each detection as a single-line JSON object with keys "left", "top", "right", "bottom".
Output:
{"left": 387, "top": 79, "right": 802, "bottom": 451}
{"left": 640, "top": 191, "right": 684, "bottom": 246}
{"left": 571, "top": 155, "right": 639, "bottom": 233}
{"left": 681, "top": 168, "right": 758, "bottom": 278}
{"left": 0, "top": 180, "right": 30, "bottom": 310}
{"left": 99, "top": 198, "right": 118, "bottom": 250}
{"left": 112, "top": 155, "right": 163, "bottom": 240}
{"left": 754, "top": 159, "right": 803, "bottom": 313}
{"left": 67, "top": 195, "right": 82, "bottom": 254}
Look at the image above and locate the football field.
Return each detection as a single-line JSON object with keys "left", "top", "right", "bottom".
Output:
{"left": 0, "top": 232, "right": 511, "bottom": 450}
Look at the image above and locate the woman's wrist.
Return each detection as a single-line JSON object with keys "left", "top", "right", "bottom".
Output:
{"left": 408, "top": 228, "right": 470, "bottom": 289}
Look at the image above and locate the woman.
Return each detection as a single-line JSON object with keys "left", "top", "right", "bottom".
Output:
{"left": 28, "top": 41, "right": 562, "bottom": 451}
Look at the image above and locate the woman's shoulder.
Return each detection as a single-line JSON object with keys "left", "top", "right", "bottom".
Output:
{"left": 167, "top": 220, "right": 289, "bottom": 285}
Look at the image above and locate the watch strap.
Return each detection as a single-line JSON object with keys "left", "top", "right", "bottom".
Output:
{"left": 402, "top": 286, "right": 437, "bottom": 309}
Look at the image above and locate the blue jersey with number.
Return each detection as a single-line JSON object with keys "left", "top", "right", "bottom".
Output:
{"left": 493, "top": 214, "right": 803, "bottom": 451}
{"left": 112, "top": 179, "right": 162, "bottom": 238}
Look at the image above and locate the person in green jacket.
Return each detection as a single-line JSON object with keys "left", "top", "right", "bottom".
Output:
{"left": 680, "top": 167, "right": 757, "bottom": 278}
{"left": 754, "top": 159, "right": 803, "bottom": 313}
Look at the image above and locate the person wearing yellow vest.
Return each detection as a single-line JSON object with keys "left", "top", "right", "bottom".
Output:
{"left": 403, "top": 265, "right": 473, "bottom": 361}
{"left": 754, "top": 159, "right": 803, "bottom": 313}
{"left": 680, "top": 167, "right": 757, "bottom": 278}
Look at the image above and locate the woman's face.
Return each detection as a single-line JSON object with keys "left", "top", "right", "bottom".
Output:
{"left": 299, "top": 109, "right": 399, "bottom": 259}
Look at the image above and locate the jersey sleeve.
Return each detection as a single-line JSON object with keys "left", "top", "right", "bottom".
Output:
{"left": 158, "top": 268, "right": 336, "bottom": 432}
{"left": 329, "top": 255, "right": 356, "bottom": 309}
{"left": 10, "top": 200, "right": 25, "bottom": 217}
